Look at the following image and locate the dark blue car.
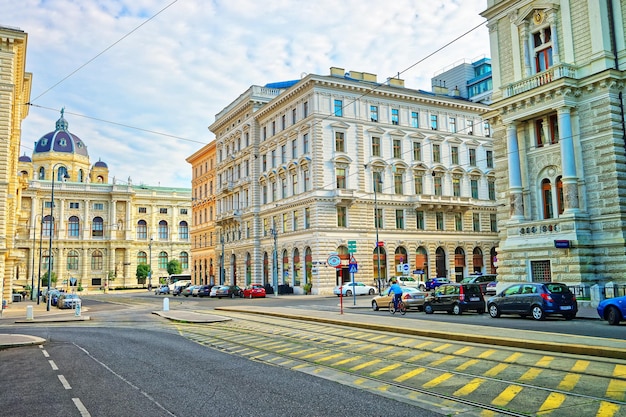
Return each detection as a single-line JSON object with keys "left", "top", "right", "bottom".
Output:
{"left": 597, "top": 295, "right": 626, "bottom": 325}
{"left": 425, "top": 277, "right": 450, "bottom": 291}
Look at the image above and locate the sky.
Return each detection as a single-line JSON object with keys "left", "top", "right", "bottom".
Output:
{"left": 3, "top": 0, "right": 491, "bottom": 189}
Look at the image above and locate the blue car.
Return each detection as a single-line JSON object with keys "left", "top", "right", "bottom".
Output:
{"left": 597, "top": 295, "right": 626, "bottom": 325}
{"left": 425, "top": 277, "right": 450, "bottom": 291}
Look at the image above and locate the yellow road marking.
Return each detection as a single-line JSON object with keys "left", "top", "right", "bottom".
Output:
{"left": 350, "top": 359, "right": 382, "bottom": 371}
{"left": 423, "top": 372, "right": 454, "bottom": 388}
{"left": 456, "top": 358, "right": 479, "bottom": 371}
{"left": 536, "top": 356, "right": 554, "bottom": 368}
{"left": 519, "top": 368, "right": 543, "bottom": 382}
{"left": 504, "top": 352, "right": 523, "bottom": 363}
{"left": 413, "top": 341, "right": 434, "bottom": 349}
{"left": 492, "top": 385, "right": 523, "bottom": 406}
{"left": 371, "top": 345, "right": 396, "bottom": 355}
{"left": 478, "top": 349, "right": 496, "bottom": 359}
{"left": 606, "top": 378, "right": 626, "bottom": 401}
{"left": 332, "top": 356, "right": 361, "bottom": 366}
{"left": 429, "top": 355, "right": 455, "bottom": 366}
{"left": 537, "top": 392, "right": 566, "bottom": 415}
{"left": 301, "top": 350, "right": 329, "bottom": 359}
{"left": 484, "top": 363, "right": 509, "bottom": 377}
{"left": 454, "top": 377, "right": 484, "bottom": 396}
{"left": 615, "top": 364, "right": 626, "bottom": 378}
{"left": 433, "top": 343, "right": 452, "bottom": 352}
{"left": 407, "top": 352, "right": 433, "bottom": 362}
{"left": 370, "top": 363, "right": 403, "bottom": 377}
{"left": 596, "top": 402, "right": 621, "bottom": 417}
{"left": 394, "top": 367, "right": 426, "bottom": 382}
{"left": 454, "top": 346, "right": 473, "bottom": 355}
{"left": 317, "top": 353, "right": 344, "bottom": 362}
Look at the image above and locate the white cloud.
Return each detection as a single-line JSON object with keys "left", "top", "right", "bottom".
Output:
{"left": 4, "top": 0, "right": 490, "bottom": 188}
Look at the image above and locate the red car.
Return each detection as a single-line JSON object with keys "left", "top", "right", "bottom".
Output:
{"left": 243, "top": 284, "right": 266, "bottom": 299}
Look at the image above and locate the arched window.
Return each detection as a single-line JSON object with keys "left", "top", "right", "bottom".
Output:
{"left": 91, "top": 250, "right": 103, "bottom": 270}
{"left": 68, "top": 216, "right": 80, "bottom": 237}
{"left": 556, "top": 176, "right": 564, "bottom": 215}
{"left": 92, "top": 217, "right": 104, "bottom": 237}
{"left": 179, "top": 251, "right": 189, "bottom": 269}
{"left": 78, "top": 169, "right": 84, "bottom": 182}
{"left": 158, "top": 251, "right": 168, "bottom": 269}
{"left": 57, "top": 166, "right": 69, "bottom": 181}
{"left": 43, "top": 215, "right": 54, "bottom": 237}
{"left": 39, "top": 167, "right": 45, "bottom": 179}
{"left": 137, "top": 251, "right": 147, "bottom": 264}
{"left": 282, "top": 249, "right": 289, "bottom": 285}
{"left": 542, "top": 178, "right": 553, "bottom": 219}
{"left": 42, "top": 250, "right": 53, "bottom": 271}
{"left": 435, "top": 247, "right": 447, "bottom": 278}
{"left": 67, "top": 250, "right": 79, "bottom": 270}
{"left": 293, "top": 248, "right": 300, "bottom": 286}
{"left": 137, "top": 220, "right": 147, "bottom": 239}
{"left": 472, "top": 247, "right": 484, "bottom": 274}
{"left": 179, "top": 221, "right": 189, "bottom": 240}
{"left": 159, "top": 220, "right": 168, "bottom": 240}
{"left": 305, "top": 247, "right": 312, "bottom": 285}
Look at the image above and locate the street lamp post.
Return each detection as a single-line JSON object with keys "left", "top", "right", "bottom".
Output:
{"left": 37, "top": 201, "right": 44, "bottom": 305}
{"left": 148, "top": 237, "right": 153, "bottom": 290}
{"left": 46, "top": 163, "right": 68, "bottom": 311}
{"left": 220, "top": 232, "right": 225, "bottom": 285}
{"left": 374, "top": 174, "right": 383, "bottom": 294}
{"left": 270, "top": 221, "right": 279, "bottom": 297}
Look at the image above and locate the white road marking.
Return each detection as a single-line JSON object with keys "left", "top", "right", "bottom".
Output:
{"left": 42, "top": 350, "right": 50, "bottom": 358}
{"left": 49, "top": 360, "right": 58, "bottom": 370}
{"left": 58, "top": 374, "right": 72, "bottom": 390}
{"left": 72, "top": 398, "right": 91, "bottom": 417}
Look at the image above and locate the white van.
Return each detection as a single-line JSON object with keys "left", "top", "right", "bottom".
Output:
{"left": 390, "top": 276, "right": 426, "bottom": 291}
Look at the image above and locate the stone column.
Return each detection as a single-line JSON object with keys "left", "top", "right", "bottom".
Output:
{"left": 507, "top": 123, "right": 524, "bottom": 219}
{"left": 558, "top": 107, "right": 579, "bottom": 212}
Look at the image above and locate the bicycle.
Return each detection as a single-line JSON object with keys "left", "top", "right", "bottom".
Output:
{"left": 389, "top": 299, "right": 407, "bottom": 315}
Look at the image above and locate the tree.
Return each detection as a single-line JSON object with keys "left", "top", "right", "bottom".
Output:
{"left": 136, "top": 263, "right": 150, "bottom": 284}
{"left": 41, "top": 271, "right": 57, "bottom": 287}
{"left": 167, "top": 259, "right": 182, "bottom": 275}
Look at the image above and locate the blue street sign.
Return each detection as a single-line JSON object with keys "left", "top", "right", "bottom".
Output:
{"left": 349, "top": 263, "right": 358, "bottom": 273}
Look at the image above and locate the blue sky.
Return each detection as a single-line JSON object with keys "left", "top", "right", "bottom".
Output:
{"left": 3, "top": 0, "right": 490, "bottom": 188}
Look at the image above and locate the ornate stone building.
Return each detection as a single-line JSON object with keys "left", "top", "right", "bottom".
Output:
{"left": 203, "top": 68, "right": 499, "bottom": 295}
{"left": 0, "top": 25, "right": 31, "bottom": 303}
{"left": 14, "top": 112, "right": 191, "bottom": 293}
{"left": 482, "top": 1, "right": 626, "bottom": 289}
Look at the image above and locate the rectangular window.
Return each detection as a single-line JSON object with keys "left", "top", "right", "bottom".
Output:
{"left": 292, "top": 173, "right": 298, "bottom": 195}
{"left": 272, "top": 121, "right": 276, "bottom": 136}
{"left": 414, "top": 175, "right": 423, "bottom": 194}
{"left": 271, "top": 150, "right": 276, "bottom": 168}
{"left": 304, "top": 169, "right": 310, "bottom": 192}
{"left": 453, "top": 177, "right": 461, "bottom": 197}
{"left": 484, "top": 122, "right": 491, "bottom": 137}
{"left": 370, "top": 105, "right": 378, "bottom": 122}
{"left": 449, "top": 117, "right": 456, "bottom": 133}
{"left": 411, "top": 111, "right": 419, "bottom": 128}
{"left": 282, "top": 179, "right": 287, "bottom": 198}
{"left": 282, "top": 213, "right": 288, "bottom": 232}
{"left": 530, "top": 260, "right": 552, "bottom": 282}
{"left": 408, "top": 143, "right": 419, "bottom": 164}
{"left": 292, "top": 139, "right": 297, "bottom": 159}
{"left": 180, "top": 208, "right": 188, "bottom": 215}
{"left": 451, "top": 146, "right": 459, "bottom": 165}
{"left": 69, "top": 220, "right": 80, "bottom": 237}
{"left": 139, "top": 207, "right": 147, "bottom": 214}
{"left": 415, "top": 210, "right": 424, "bottom": 230}
{"left": 372, "top": 136, "right": 381, "bottom": 157}
{"left": 430, "top": 114, "right": 438, "bottom": 130}
{"left": 334, "top": 99, "right": 343, "bottom": 117}
{"left": 395, "top": 209, "right": 404, "bottom": 229}
{"left": 373, "top": 172, "right": 383, "bottom": 193}
{"left": 434, "top": 176, "right": 442, "bottom": 196}
{"left": 394, "top": 173, "right": 403, "bottom": 194}
{"left": 436, "top": 212, "right": 444, "bottom": 230}
{"left": 303, "top": 133, "right": 309, "bottom": 153}
{"left": 391, "top": 108, "right": 399, "bottom": 125}
{"left": 473, "top": 213, "right": 480, "bottom": 231}
{"left": 94, "top": 203, "right": 104, "bottom": 210}
{"left": 281, "top": 145, "right": 287, "bottom": 164}
{"left": 70, "top": 202, "right": 79, "bottom": 209}
{"left": 467, "top": 119, "right": 474, "bottom": 135}
{"left": 293, "top": 210, "right": 299, "bottom": 231}
{"left": 160, "top": 208, "right": 167, "bottom": 214}
{"left": 262, "top": 154, "right": 267, "bottom": 171}
{"left": 304, "top": 207, "right": 310, "bottom": 229}
{"left": 490, "top": 213, "right": 497, "bottom": 232}
{"left": 281, "top": 114, "right": 286, "bottom": 130}
{"left": 336, "top": 168, "right": 346, "bottom": 189}
{"left": 263, "top": 126, "right": 267, "bottom": 140}
{"left": 337, "top": 206, "right": 347, "bottom": 227}
{"left": 303, "top": 102, "right": 308, "bottom": 118}
{"left": 469, "top": 148, "right": 477, "bottom": 166}
{"left": 471, "top": 179, "right": 479, "bottom": 199}
{"left": 455, "top": 212, "right": 463, "bottom": 231}
{"left": 393, "top": 139, "right": 401, "bottom": 158}
{"left": 433, "top": 144, "right": 441, "bottom": 162}
{"left": 375, "top": 208, "right": 383, "bottom": 229}
{"left": 335, "top": 131, "right": 345, "bottom": 152}
{"left": 292, "top": 108, "right": 296, "bottom": 124}
{"left": 488, "top": 181, "right": 496, "bottom": 200}
{"left": 486, "top": 150, "right": 494, "bottom": 168}
{"left": 533, "top": 27, "right": 553, "bottom": 72}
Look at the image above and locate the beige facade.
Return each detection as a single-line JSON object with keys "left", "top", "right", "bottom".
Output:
{"left": 186, "top": 140, "right": 217, "bottom": 285}
{"left": 482, "top": 1, "right": 626, "bottom": 289}
{"left": 13, "top": 113, "right": 191, "bottom": 293}
{"left": 0, "top": 26, "right": 31, "bottom": 304}
{"left": 206, "top": 69, "right": 499, "bottom": 295}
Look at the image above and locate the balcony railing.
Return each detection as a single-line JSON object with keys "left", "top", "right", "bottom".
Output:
{"left": 503, "top": 63, "right": 577, "bottom": 98}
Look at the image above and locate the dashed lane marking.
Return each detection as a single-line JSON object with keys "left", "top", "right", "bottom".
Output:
{"left": 58, "top": 375, "right": 72, "bottom": 390}
{"left": 72, "top": 398, "right": 92, "bottom": 417}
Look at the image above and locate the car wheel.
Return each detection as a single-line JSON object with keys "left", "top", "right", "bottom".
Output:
{"left": 419, "top": 284, "right": 426, "bottom": 291}
{"left": 531, "top": 305, "right": 545, "bottom": 320}
{"left": 424, "top": 303, "right": 434, "bottom": 314}
{"left": 607, "top": 306, "right": 621, "bottom": 325}
{"left": 345, "top": 290, "right": 352, "bottom": 296}
{"left": 452, "top": 304, "right": 462, "bottom": 315}
{"left": 368, "top": 289, "right": 375, "bottom": 295}
{"left": 230, "top": 293, "right": 235, "bottom": 299}
{"left": 488, "top": 303, "right": 500, "bottom": 318}
{"left": 372, "top": 301, "right": 379, "bottom": 311}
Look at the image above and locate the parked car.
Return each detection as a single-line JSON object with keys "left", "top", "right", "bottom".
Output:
{"left": 192, "top": 286, "right": 202, "bottom": 297}
{"left": 389, "top": 276, "right": 426, "bottom": 291}
{"left": 210, "top": 285, "right": 243, "bottom": 298}
{"left": 333, "top": 282, "right": 377, "bottom": 297}
{"left": 154, "top": 285, "right": 170, "bottom": 295}
{"left": 371, "top": 286, "right": 427, "bottom": 311}
{"left": 487, "top": 282, "right": 577, "bottom": 321}
{"left": 461, "top": 274, "right": 497, "bottom": 294}
{"left": 181, "top": 285, "right": 198, "bottom": 297}
{"left": 43, "top": 289, "right": 62, "bottom": 306}
{"left": 425, "top": 277, "right": 451, "bottom": 291}
{"left": 485, "top": 280, "right": 498, "bottom": 296}
{"left": 597, "top": 295, "right": 626, "bottom": 325}
{"left": 243, "top": 284, "right": 266, "bottom": 299}
{"left": 423, "top": 283, "right": 485, "bottom": 315}
{"left": 196, "top": 285, "right": 214, "bottom": 298}
{"left": 57, "top": 293, "right": 81, "bottom": 309}
{"left": 172, "top": 285, "right": 186, "bottom": 296}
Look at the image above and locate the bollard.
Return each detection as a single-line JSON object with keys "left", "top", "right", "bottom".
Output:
{"left": 75, "top": 301, "right": 81, "bottom": 317}
{"left": 26, "top": 305, "right": 34, "bottom": 320}
{"left": 163, "top": 297, "right": 170, "bottom": 312}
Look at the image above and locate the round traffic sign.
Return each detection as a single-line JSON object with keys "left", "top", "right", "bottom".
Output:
{"left": 327, "top": 254, "right": 341, "bottom": 268}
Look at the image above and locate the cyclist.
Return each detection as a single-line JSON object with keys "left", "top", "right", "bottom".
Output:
{"left": 389, "top": 278, "right": 403, "bottom": 311}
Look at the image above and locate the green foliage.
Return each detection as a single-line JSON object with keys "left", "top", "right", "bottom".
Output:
{"left": 41, "top": 271, "right": 57, "bottom": 286}
{"left": 136, "top": 263, "right": 150, "bottom": 281}
{"left": 303, "top": 282, "right": 312, "bottom": 294}
{"left": 167, "top": 259, "right": 182, "bottom": 275}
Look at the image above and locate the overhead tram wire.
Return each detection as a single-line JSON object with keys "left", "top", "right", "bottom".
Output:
{"left": 28, "top": 0, "right": 180, "bottom": 104}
